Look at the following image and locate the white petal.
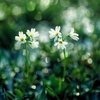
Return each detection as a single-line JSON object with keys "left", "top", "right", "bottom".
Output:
{"left": 54, "top": 42, "right": 58, "bottom": 46}
{"left": 71, "top": 36, "right": 79, "bottom": 41}
{"left": 34, "top": 42, "right": 39, "bottom": 48}
{"left": 23, "top": 34, "right": 26, "bottom": 39}
{"left": 15, "top": 36, "right": 19, "bottom": 41}
{"left": 19, "top": 32, "right": 23, "bottom": 36}
{"left": 49, "top": 29, "right": 55, "bottom": 34}
{"left": 63, "top": 41, "right": 68, "bottom": 45}
{"left": 31, "top": 28, "right": 35, "bottom": 32}
{"left": 26, "top": 30, "right": 30, "bottom": 35}
{"left": 30, "top": 41, "right": 39, "bottom": 48}
{"left": 56, "top": 26, "right": 60, "bottom": 32}
{"left": 73, "top": 33, "right": 79, "bottom": 36}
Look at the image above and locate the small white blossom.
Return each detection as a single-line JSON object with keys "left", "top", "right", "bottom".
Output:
{"left": 54, "top": 38, "right": 68, "bottom": 50}
{"left": 49, "top": 26, "right": 62, "bottom": 41}
{"left": 26, "top": 28, "right": 39, "bottom": 40}
{"left": 29, "top": 40, "right": 39, "bottom": 48}
{"left": 15, "top": 31, "right": 26, "bottom": 44}
{"left": 14, "top": 42, "right": 21, "bottom": 50}
{"left": 69, "top": 28, "right": 79, "bottom": 41}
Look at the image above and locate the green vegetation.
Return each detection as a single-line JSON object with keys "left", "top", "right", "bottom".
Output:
{"left": 0, "top": 0, "right": 100, "bottom": 100}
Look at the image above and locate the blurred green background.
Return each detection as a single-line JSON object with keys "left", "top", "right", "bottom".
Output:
{"left": 0, "top": 0, "right": 100, "bottom": 100}
{"left": 0, "top": 0, "right": 100, "bottom": 49}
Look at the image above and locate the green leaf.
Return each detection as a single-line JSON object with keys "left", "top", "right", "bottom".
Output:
{"left": 46, "top": 86, "right": 60, "bottom": 100}
{"left": 5, "top": 91, "right": 17, "bottom": 99}
{"left": 14, "top": 89, "right": 23, "bottom": 99}
{"left": 49, "top": 74, "right": 67, "bottom": 93}
{"left": 46, "top": 86, "right": 55, "bottom": 97}
{"left": 33, "top": 89, "right": 46, "bottom": 100}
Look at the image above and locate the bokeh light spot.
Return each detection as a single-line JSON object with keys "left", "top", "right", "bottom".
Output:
{"left": 27, "top": 2, "right": 36, "bottom": 11}
{"left": 12, "top": 5, "right": 22, "bottom": 16}
{"left": 87, "top": 58, "right": 92, "bottom": 64}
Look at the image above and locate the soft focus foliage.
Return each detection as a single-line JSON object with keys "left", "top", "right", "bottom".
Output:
{"left": 0, "top": 0, "right": 100, "bottom": 100}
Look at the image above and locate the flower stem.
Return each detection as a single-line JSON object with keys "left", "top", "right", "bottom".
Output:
{"left": 25, "top": 42, "right": 29, "bottom": 77}
{"left": 63, "top": 49, "right": 66, "bottom": 81}
{"left": 63, "top": 34, "right": 69, "bottom": 41}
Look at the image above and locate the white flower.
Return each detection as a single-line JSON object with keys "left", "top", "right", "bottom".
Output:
{"left": 69, "top": 28, "right": 79, "bottom": 41}
{"left": 29, "top": 40, "right": 39, "bottom": 48}
{"left": 15, "top": 31, "right": 26, "bottom": 44}
{"left": 54, "top": 38, "right": 68, "bottom": 50}
{"left": 14, "top": 42, "right": 21, "bottom": 50}
{"left": 26, "top": 28, "right": 39, "bottom": 40}
{"left": 49, "top": 26, "right": 62, "bottom": 41}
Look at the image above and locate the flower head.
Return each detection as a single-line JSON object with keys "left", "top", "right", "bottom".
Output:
{"left": 15, "top": 31, "right": 26, "bottom": 44}
{"left": 29, "top": 40, "right": 39, "bottom": 48}
{"left": 54, "top": 38, "right": 68, "bottom": 50}
{"left": 69, "top": 28, "right": 79, "bottom": 41}
{"left": 26, "top": 28, "right": 39, "bottom": 40}
{"left": 49, "top": 26, "right": 62, "bottom": 41}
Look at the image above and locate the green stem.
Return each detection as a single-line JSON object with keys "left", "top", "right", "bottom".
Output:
{"left": 63, "top": 34, "right": 69, "bottom": 41}
{"left": 58, "top": 78, "right": 62, "bottom": 91}
{"left": 63, "top": 49, "right": 66, "bottom": 81}
{"left": 25, "top": 42, "right": 29, "bottom": 77}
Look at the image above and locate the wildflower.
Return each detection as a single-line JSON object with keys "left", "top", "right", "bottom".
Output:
{"left": 15, "top": 31, "right": 26, "bottom": 44}
{"left": 49, "top": 26, "right": 62, "bottom": 41}
{"left": 14, "top": 42, "right": 21, "bottom": 50}
{"left": 26, "top": 28, "right": 39, "bottom": 40}
{"left": 54, "top": 38, "right": 68, "bottom": 50}
{"left": 29, "top": 40, "right": 39, "bottom": 48}
{"left": 69, "top": 28, "right": 79, "bottom": 41}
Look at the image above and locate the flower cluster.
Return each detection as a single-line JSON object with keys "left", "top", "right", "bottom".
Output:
{"left": 49, "top": 26, "right": 79, "bottom": 50}
{"left": 15, "top": 28, "right": 39, "bottom": 49}
{"left": 15, "top": 26, "right": 79, "bottom": 50}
